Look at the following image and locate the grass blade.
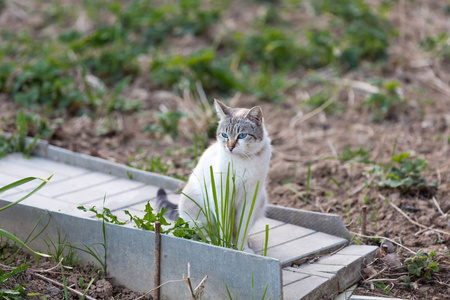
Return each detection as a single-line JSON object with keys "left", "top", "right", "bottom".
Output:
{"left": 263, "top": 224, "right": 269, "bottom": 257}
{"left": 0, "top": 228, "right": 50, "bottom": 257}
{"left": 0, "top": 173, "right": 54, "bottom": 211}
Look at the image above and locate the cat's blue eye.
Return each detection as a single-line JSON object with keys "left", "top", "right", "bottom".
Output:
{"left": 221, "top": 133, "right": 228, "bottom": 138}
{"left": 238, "top": 133, "right": 247, "bottom": 139}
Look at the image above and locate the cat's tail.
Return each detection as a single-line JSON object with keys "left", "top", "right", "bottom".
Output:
{"left": 156, "top": 188, "right": 179, "bottom": 220}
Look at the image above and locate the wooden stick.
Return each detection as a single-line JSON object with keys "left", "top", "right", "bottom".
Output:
{"left": 361, "top": 206, "right": 368, "bottom": 242}
{"left": 33, "top": 273, "right": 97, "bottom": 300}
{"left": 154, "top": 221, "right": 161, "bottom": 300}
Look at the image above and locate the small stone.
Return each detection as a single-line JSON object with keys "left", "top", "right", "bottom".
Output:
{"left": 418, "top": 215, "right": 431, "bottom": 226}
{"left": 381, "top": 240, "right": 395, "bottom": 253}
{"left": 383, "top": 253, "right": 402, "bottom": 268}
{"left": 362, "top": 266, "right": 377, "bottom": 278}
{"left": 47, "top": 286, "right": 61, "bottom": 296}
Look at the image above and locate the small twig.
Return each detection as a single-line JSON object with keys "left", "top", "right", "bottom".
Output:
{"left": 135, "top": 279, "right": 186, "bottom": 300}
{"left": 364, "top": 277, "right": 401, "bottom": 284}
{"left": 33, "top": 273, "right": 96, "bottom": 300}
{"left": 327, "top": 140, "right": 338, "bottom": 159}
{"left": 194, "top": 275, "right": 208, "bottom": 297}
{"left": 362, "top": 266, "right": 389, "bottom": 284}
{"left": 289, "top": 98, "right": 335, "bottom": 129}
{"left": 432, "top": 197, "right": 446, "bottom": 217}
{"left": 415, "top": 226, "right": 435, "bottom": 236}
{"left": 351, "top": 232, "right": 416, "bottom": 254}
{"left": 382, "top": 195, "right": 450, "bottom": 236}
{"left": 183, "top": 263, "right": 196, "bottom": 299}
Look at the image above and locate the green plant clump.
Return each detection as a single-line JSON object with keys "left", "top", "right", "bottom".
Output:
{"left": 0, "top": 110, "right": 54, "bottom": 159}
{"left": 312, "top": 0, "right": 394, "bottom": 68}
{"left": 150, "top": 48, "right": 241, "bottom": 94}
{"left": 5, "top": 61, "right": 87, "bottom": 113}
{"left": 370, "top": 152, "right": 436, "bottom": 192}
{"left": 404, "top": 250, "right": 439, "bottom": 280}
{"left": 303, "top": 90, "right": 344, "bottom": 115}
{"left": 363, "top": 80, "right": 407, "bottom": 122}
{"left": 143, "top": 110, "right": 186, "bottom": 139}
{"left": 78, "top": 202, "right": 196, "bottom": 240}
{"left": 339, "top": 145, "right": 371, "bottom": 163}
{"left": 420, "top": 32, "right": 450, "bottom": 63}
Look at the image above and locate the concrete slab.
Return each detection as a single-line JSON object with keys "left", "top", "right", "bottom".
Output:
{"left": 283, "top": 274, "right": 337, "bottom": 300}
{"left": 336, "top": 245, "right": 378, "bottom": 260}
{"left": 267, "top": 205, "right": 352, "bottom": 239}
{"left": 10, "top": 153, "right": 89, "bottom": 177}
{"left": 38, "top": 172, "right": 116, "bottom": 198}
{"left": 1, "top": 192, "right": 91, "bottom": 218}
{"left": 251, "top": 217, "right": 285, "bottom": 234}
{"left": 56, "top": 177, "right": 145, "bottom": 204}
{"left": 263, "top": 231, "right": 348, "bottom": 266}
{"left": 250, "top": 223, "right": 316, "bottom": 253}
{"left": 282, "top": 269, "right": 310, "bottom": 286}
{"left": 46, "top": 145, "right": 185, "bottom": 191}
{"left": 0, "top": 158, "right": 66, "bottom": 183}
{"left": 286, "top": 264, "right": 343, "bottom": 279}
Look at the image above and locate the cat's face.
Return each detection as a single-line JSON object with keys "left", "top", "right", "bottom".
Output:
{"left": 214, "top": 100, "right": 266, "bottom": 157}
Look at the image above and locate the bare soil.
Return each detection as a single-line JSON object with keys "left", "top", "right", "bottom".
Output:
{"left": 0, "top": 245, "right": 151, "bottom": 300}
{"left": 1, "top": 0, "right": 450, "bottom": 299}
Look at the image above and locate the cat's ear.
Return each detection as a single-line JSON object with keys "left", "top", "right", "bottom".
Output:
{"left": 214, "top": 99, "right": 231, "bottom": 119}
{"left": 245, "top": 106, "right": 263, "bottom": 125}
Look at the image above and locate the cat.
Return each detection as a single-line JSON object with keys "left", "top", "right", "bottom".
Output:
{"left": 156, "top": 99, "right": 272, "bottom": 253}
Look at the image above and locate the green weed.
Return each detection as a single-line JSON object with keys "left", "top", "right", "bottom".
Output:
{"left": 7, "top": 60, "right": 86, "bottom": 113}
{"left": 82, "top": 48, "right": 139, "bottom": 86}
{"left": 150, "top": 48, "right": 241, "bottom": 94}
{"left": 404, "top": 250, "right": 439, "bottom": 280}
{"left": 312, "top": 0, "right": 393, "bottom": 68}
{"left": 339, "top": 145, "right": 371, "bottom": 163}
{"left": 363, "top": 80, "right": 407, "bottom": 122}
{"left": 0, "top": 110, "right": 55, "bottom": 158}
{"left": 420, "top": 33, "right": 450, "bottom": 63}
{"left": 43, "top": 229, "right": 79, "bottom": 267}
{"left": 246, "top": 68, "right": 292, "bottom": 102}
{"left": 0, "top": 263, "right": 29, "bottom": 300}
{"left": 369, "top": 152, "right": 436, "bottom": 192}
{"left": 234, "top": 28, "right": 301, "bottom": 72}
{"left": 116, "top": 0, "right": 221, "bottom": 47}
{"left": 143, "top": 110, "right": 186, "bottom": 139}
{"left": 303, "top": 90, "right": 344, "bottom": 115}
{"left": 129, "top": 155, "right": 171, "bottom": 175}
{"left": 78, "top": 202, "right": 197, "bottom": 240}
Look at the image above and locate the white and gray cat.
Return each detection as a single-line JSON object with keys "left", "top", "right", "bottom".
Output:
{"left": 156, "top": 100, "right": 272, "bottom": 253}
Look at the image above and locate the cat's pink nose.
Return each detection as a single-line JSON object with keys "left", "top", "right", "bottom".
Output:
{"left": 228, "top": 145, "right": 234, "bottom": 152}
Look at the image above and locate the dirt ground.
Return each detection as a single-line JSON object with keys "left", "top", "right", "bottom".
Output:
{"left": 0, "top": 245, "right": 151, "bottom": 300}
{"left": 1, "top": 0, "right": 450, "bottom": 299}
